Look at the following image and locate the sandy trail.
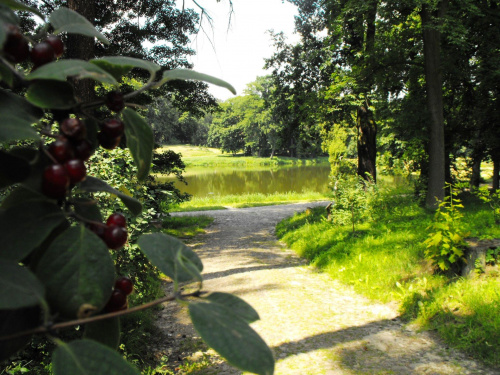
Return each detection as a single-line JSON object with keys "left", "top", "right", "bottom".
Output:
{"left": 153, "top": 202, "right": 496, "bottom": 375}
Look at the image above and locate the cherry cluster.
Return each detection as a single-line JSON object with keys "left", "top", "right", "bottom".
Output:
{"left": 98, "top": 91, "right": 126, "bottom": 149}
{"left": 3, "top": 24, "right": 64, "bottom": 68}
{"left": 89, "top": 213, "right": 128, "bottom": 250}
{"left": 104, "top": 276, "right": 134, "bottom": 313}
{"left": 1, "top": 26, "right": 131, "bottom": 250}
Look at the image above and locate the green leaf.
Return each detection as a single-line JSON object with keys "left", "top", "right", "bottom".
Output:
{"left": 0, "top": 61, "right": 14, "bottom": 87}
{"left": 0, "top": 200, "right": 67, "bottom": 261}
{"left": 122, "top": 108, "right": 154, "bottom": 181}
{"left": 0, "top": 149, "right": 31, "bottom": 189}
{"left": 0, "top": 306, "right": 40, "bottom": 361}
{"left": 72, "top": 198, "right": 103, "bottom": 223}
{"left": 155, "top": 69, "right": 236, "bottom": 95}
{"left": 77, "top": 176, "right": 142, "bottom": 216}
{"left": 49, "top": 7, "right": 109, "bottom": 44}
{"left": 0, "top": 4, "right": 19, "bottom": 26}
{"left": 26, "top": 80, "right": 77, "bottom": 109}
{"left": 137, "top": 233, "right": 203, "bottom": 283}
{"left": 91, "top": 56, "right": 160, "bottom": 81}
{"left": 205, "top": 293, "right": 259, "bottom": 324}
{"left": 83, "top": 317, "right": 120, "bottom": 350}
{"left": 176, "top": 249, "right": 202, "bottom": 283}
{"left": 0, "top": 185, "right": 47, "bottom": 209}
{"left": 189, "top": 302, "right": 274, "bottom": 375}
{"left": 27, "top": 60, "right": 117, "bottom": 86}
{"left": 35, "top": 225, "right": 115, "bottom": 318}
{"left": 0, "top": 89, "right": 42, "bottom": 142}
{"left": 0, "top": 0, "right": 44, "bottom": 19}
{"left": 53, "top": 339, "right": 140, "bottom": 375}
{"left": 0, "top": 261, "right": 45, "bottom": 309}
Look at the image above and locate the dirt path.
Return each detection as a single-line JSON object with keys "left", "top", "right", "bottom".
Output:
{"left": 153, "top": 203, "right": 496, "bottom": 375}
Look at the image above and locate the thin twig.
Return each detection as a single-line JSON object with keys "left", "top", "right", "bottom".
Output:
{"left": 0, "top": 291, "right": 206, "bottom": 343}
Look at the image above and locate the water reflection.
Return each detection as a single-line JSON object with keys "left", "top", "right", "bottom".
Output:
{"left": 156, "top": 165, "right": 331, "bottom": 197}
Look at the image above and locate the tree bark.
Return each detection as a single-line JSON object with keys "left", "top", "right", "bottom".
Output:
{"left": 357, "top": 104, "right": 377, "bottom": 182}
{"left": 421, "top": 1, "right": 448, "bottom": 209}
{"left": 470, "top": 158, "right": 481, "bottom": 189}
{"left": 66, "top": 0, "right": 96, "bottom": 103}
{"left": 493, "top": 159, "right": 499, "bottom": 190}
{"left": 356, "top": 0, "right": 378, "bottom": 183}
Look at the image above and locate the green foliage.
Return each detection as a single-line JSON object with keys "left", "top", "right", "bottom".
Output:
{"left": 424, "top": 185, "right": 470, "bottom": 272}
{"left": 325, "top": 122, "right": 376, "bottom": 232}
{"left": 208, "top": 77, "right": 286, "bottom": 157}
{"left": 276, "top": 180, "right": 500, "bottom": 366}
{"left": 0, "top": 3, "right": 274, "bottom": 375}
{"left": 146, "top": 98, "right": 212, "bottom": 146}
{"left": 472, "top": 187, "right": 500, "bottom": 224}
{"left": 330, "top": 175, "right": 377, "bottom": 233}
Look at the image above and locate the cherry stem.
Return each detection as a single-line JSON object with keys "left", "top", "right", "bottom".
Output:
{"left": 67, "top": 210, "right": 106, "bottom": 228}
{"left": 0, "top": 290, "right": 206, "bottom": 342}
{"left": 40, "top": 145, "right": 59, "bottom": 165}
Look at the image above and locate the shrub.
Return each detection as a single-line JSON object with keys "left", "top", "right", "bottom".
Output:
{"left": 424, "top": 185, "right": 469, "bottom": 273}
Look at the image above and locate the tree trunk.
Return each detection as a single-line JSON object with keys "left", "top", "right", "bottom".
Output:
{"left": 470, "top": 158, "right": 481, "bottom": 189}
{"left": 493, "top": 159, "right": 499, "bottom": 190}
{"left": 66, "top": 0, "right": 96, "bottom": 103}
{"left": 357, "top": 104, "right": 377, "bottom": 182}
{"left": 421, "top": 1, "right": 448, "bottom": 209}
{"left": 356, "top": 0, "right": 378, "bottom": 183}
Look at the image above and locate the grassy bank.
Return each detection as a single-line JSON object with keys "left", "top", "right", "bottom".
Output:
{"left": 170, "top": 191, "right": 331, "bottom": 212}
{"left": 276, "top": 187, "right": 500, "bottom": 367}
{"left": 158, "top": 145, "right": 329, "bottom": 167}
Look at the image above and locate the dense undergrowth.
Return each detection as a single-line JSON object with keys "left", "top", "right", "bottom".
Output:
{"left": 276, "top": 184, "right": 500, "bottom": 367}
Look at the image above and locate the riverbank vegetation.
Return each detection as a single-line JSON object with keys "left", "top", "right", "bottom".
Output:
{"left": 276, "top": 181, "right": 500, "bottom": 367}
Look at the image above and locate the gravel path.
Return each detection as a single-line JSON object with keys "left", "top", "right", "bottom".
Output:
{"left": 153, "top": 203, "right": 497, "bottom": 375}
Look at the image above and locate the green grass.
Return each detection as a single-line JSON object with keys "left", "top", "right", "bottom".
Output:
{"left": 161, "top": 215, "right": 214, "bottom": 239}
{"left": 276, "top": 187, "right": 500, "bottom": 367}
{"left": 170, "top": 191, "right": 331, "bottom": 212}
{"left": 158, "top": 144, "right": 329, "bottom": 167}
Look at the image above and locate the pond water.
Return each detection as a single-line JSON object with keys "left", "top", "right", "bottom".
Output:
{"left": 156, "top": 164, "right": 331, "bottom": 197}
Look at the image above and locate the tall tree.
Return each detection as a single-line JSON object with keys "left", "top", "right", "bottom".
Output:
{"left": 420, "top": 0, "right": 448, "bottom": 208}
{"left": 22, "top": 0, "right": 220, "bottom": 113}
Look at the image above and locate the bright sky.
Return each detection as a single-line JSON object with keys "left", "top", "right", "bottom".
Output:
{"left": 184, "top": 0, "right": 300, "bottom": 101}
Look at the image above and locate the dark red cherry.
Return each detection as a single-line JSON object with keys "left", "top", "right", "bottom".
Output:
{"left": 42, "top": 164, "right": 70, "bottom": 199}
{"left": 88, "top": 222, "right": 106, "bottom": 239}
{"left": 48, "top": 136, "right": 74, "bottom": 163}
{"left": 61, "top": 118, "right": 86, "bottom": 140}
{"left": 98, "top": 131, "right": 121, "bottom": 150}
{"left": 114, "top": 276, "right": 133, "bottom": 295}
{"left": 64, "top": 159, "right": 86, "bottom": 184}
{"left": 3, "top": 24, "right": 30, "bottom": 63}
{"left": 106, "top": 213, "right": 127, "bottom": 228}
{"left": 30, "top": 41, "right": 55, "bottom": 68}
{"left": 73, "top": 139, "right": 93, "bottom": 161}
{"left": 103, "top": 225, "right": 127, "bottom": 249}
{"left": 45, "top": 35, "right": 64, "bottom": 58}
{"left": 104, "top": 289, "right": 127, "bottom": 312}
{"left": 101, "top": 119, "right": 125, "bottom": 139}
{"left": 105, "top": 91, "right": 125, "bottom": 112}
